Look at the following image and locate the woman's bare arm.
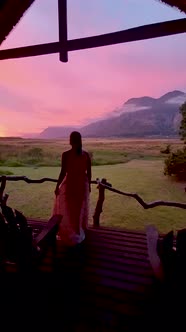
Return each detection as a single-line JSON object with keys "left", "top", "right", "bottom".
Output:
{"left": 55, "top": 152, "right": 67, "bottom": 195}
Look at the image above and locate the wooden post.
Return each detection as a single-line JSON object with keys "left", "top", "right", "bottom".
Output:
{"left": 93, "top": 178, "right": 107, "bottom": 227}
{"left": 58, "top": 0, "right": 68, "bottom": 62}
{"left": 0, "top": 175, "right": 6, "bottom": 202}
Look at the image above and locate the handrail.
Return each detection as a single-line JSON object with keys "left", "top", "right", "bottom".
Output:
{"left": 0, "top": 175, "right": 185, "bottom": 209}
{"left": 97, "top": 179, "right": 186, "bottom": 210}
{"left": 0, "top": 175, "right": 97, "bottom": 184}
{"left": 0, "top": 175, "right": 185, "bottom": 227}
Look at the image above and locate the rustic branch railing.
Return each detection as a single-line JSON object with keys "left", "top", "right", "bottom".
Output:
{"left": 0, "top": 175, "right": 185, "bottom": 227}
{"left": 96, "top": 179, "right": 186, "bottom": 210}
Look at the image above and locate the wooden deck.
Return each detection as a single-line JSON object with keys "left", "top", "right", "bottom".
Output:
{"left": 36, "top": 220, "right": 160, "bottom": 331}
{"left": 1, "top": 219, "right": 168, "bottom": 331}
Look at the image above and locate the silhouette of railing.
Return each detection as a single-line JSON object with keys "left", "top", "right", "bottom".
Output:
{"left": 0, "top": 175, "right": 186, "bottom": 227}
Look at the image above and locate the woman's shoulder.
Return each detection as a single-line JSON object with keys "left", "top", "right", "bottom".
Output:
{"left": 62, "top": 150, "right": 71, "bottom": 160}
{"left": 62, "top": 149, "right": 71, "bottom": 156}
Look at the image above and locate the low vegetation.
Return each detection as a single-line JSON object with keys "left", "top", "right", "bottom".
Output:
{"left": 164, "top": 102, "right": 186, "bottom": 180}
{"left": 160, "top": 144, "right": 171, "bottom": 154}
{"left": 0, "top": 169, "right": 14, "bottom": 175}
{"left": 0, "top": 137, "right": 183, "bottom": 167}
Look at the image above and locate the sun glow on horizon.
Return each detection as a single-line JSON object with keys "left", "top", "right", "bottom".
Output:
{"left": 0, "top": 125, "right": 7, "bottom": 137}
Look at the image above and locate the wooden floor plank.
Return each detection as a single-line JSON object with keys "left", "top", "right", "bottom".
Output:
{"left": 85, "top": 238, "right": 148, "bottom": 256}
{"left": 84, "top": 244, "right": 148, "bottom": 261}
{"left": 89, "top": 227, "right": 146, "bottom": 239}
{"left": 54, "top": 249, "right": 149, "bottom": 269}
{"left": 24, "top": 219, "right": 157, "bottom": 330}
{"left": 86, "top": 231, "right": 147, "bottom": 246}
{"left": 43, "top": 251, "right": 151, "bottom": 273}
{"left": 89, "top": 225, "right": 146, "bottom": 236}
{"left": 82, "top": 266, "right": 152, "bottom": 285}
{"left": 79, "top": 256, "right": 152, "bottom": 276}
{"left": 55, "top": 240, "right": 151, "bottom": 268}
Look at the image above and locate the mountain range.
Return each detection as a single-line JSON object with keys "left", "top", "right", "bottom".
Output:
{"left": 39, "top": 90, "right": 186, "bottom": 139}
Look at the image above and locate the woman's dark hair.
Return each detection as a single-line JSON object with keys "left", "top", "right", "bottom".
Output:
{"left": 70, "top": 131, "right": 82, "bottom": 155}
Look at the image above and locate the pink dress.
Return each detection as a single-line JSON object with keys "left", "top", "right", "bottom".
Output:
{"left": 53, "top": 150, "right": 89, "bottom": 246}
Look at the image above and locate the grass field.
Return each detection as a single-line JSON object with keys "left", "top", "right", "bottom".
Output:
{"left": 0, "top": 152, "right": 185, "bottom": 233}
{"left": 0, "top": 137, "right": 183, "bottom": 167}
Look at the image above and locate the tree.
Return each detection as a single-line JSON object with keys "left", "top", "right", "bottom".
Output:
{"left": 179, "top": 102, "right": 186, "bottom": 143}
{"left": 164, "top": 101, "right": 186, "bottom": 180}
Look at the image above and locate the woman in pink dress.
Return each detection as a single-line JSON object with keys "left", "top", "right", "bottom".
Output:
{"left": 53, "top": 132, "right": 91, "bottom": 246}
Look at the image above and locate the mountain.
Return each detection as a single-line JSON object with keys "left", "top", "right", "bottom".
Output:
{"left": 39, "top": 90, "right": 186, "bottom": 139}
{"left": 39, "top": 126, "right": 77, "bottom": 139}
{"left": 125, "top": 96, "right": 156, "bottom": 106}
{"left": 158, "top": 90, "right": 186, "bottom": 103}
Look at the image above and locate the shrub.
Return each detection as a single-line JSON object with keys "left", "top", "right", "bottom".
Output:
{"left": 179, "top": 102, "right": 186, "bottom": 143}
{"left": 0, "top": 169, "right": 14, "bottom": 175}
{"left": 164, "top": 148, "right": 186, "bottom": 180}
{"left": 161, "top": 144, "right": 171, "bottom": 154}
{"left": 164, "top": 101, "right": 186, "bottom": 180}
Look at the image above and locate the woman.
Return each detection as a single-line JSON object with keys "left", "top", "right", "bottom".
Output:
{"left": 53, "top": 131, "right": 91, "bottom": 246}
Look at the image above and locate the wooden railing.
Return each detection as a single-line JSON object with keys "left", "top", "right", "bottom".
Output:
{"left": 0, "top": 175, "right": 186, "bottom": 227}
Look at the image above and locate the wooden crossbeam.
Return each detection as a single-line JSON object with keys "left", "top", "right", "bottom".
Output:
{"left": 58, "top": 0, "right": 68, "bottom": 62}
{"left": 0, "top": 18, "right": 185, "bottom": 61}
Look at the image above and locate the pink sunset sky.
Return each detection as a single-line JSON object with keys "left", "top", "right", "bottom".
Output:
{"left": 0, "top": 0, "right": 186, "bottom": 136}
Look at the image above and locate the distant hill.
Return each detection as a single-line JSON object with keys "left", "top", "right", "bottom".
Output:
{"left": 0, "top": 136, "right": 23, "bottom": 140}
{"left": 39, "top": 90, "right": 186, "bottom": 139}
{"left": 39, "top": 126, "right": 77, "bottom": 139}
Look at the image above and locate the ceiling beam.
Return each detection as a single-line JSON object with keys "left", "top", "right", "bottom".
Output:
{"left": 58, "top": 0, "right": 68, "bottom": 62}
{"left": 0, "top": 0, "right": 35, "bottom": 45}
{"left": 158, "top": 0, "right": 186, "bottom": 14}
{"left": 0, "top": 18, "right": 185, "bottom": 61}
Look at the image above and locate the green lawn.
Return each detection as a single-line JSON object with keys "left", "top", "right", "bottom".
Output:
{"left": 1, "top": 159, "right": 185, "bottom": 233}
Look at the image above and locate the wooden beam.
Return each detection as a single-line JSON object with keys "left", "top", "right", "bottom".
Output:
{"left": 58, "top": 0, "right": 68, "bottom": 62}
{"left": 159, "top": 0, "right": 186, "bottom": 14}
{"left": 0, "top": 18, "right": 185, "bottom": 60}
{"left": 0, "top": 0, "right": 35, "bottom": 45}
